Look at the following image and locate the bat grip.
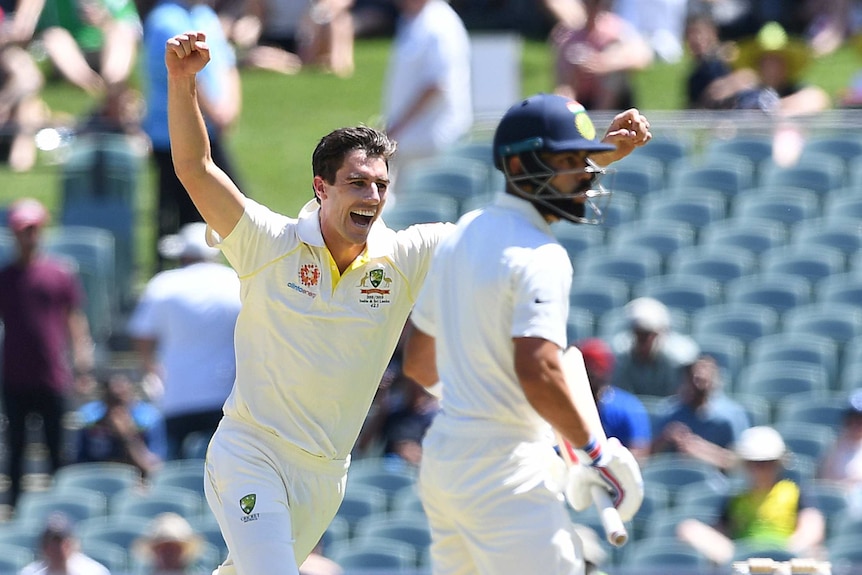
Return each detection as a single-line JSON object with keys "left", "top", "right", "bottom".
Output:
{"left": 590, "top": 485, "right": 628, "bottom": 547}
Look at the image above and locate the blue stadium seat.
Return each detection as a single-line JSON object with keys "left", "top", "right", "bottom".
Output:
{"left": 354, "top": 513, "right": 431, "bottom": 558}
{"left": 551, "top": 221, "right": 605, "bottom": 256}
{"left": 566, "top": 307, "right": 596, "bottom": 344}
{"left": 79, "top": 540, "right": 129, "bottom": 573}
{"left": 622, "top": 538, "right": 710, "bottom": 571}
{"left": 732, "top": 187, "right": 820, "bottom": 228}
{"left": 329, "top": 537, "right": 418, "bottom": 570}
{"left": 639, "top": 454, "right": 728, "bottom": 503}
{"left": 77, "top": 516, "right": 151, "bottom": 550}
{"left": 773, "top": 421, "right": 835, "bottom": 462}
{"left": 801, "top": 134, "right": 862, "bottom": 170}
{"left": 700, "top": 217, "right": 787, "bottom": 256}
{"left": 839, "top": 358, "right": 862, "bottom": 392}
{"left": 335, "top": 483, "right": 388, "bottom": 534}
{"left": 817, "top": 273, "right": 862, "bottom": 308}
{"left": 16, "top": 487, "right": 108, "bottom": 525}
{"left": 52, "top": 462, "right": 143, "bottom": 499}
{"left": 627, "top": 135, "right": 689, "bottom": 177}
{"left": 668, "top": 156, "right": 755, "bottom": 198}
{"left": 395, "top": 156, "right": 493, "bottom": 212}
{"left": 110, "top": 486, "right": 203, "bottom": 520}
{"left": 639, "top": 189, "right": 727, "bottom": 229}
{"left": 691, "top": 303, "right": 779, "bottom": 345}
{"left": 724, "top": 273, "right": 811, "bottom": 314}
{"left": 693, "top": 333, "right": 746, "bottom": 383}
{"left": 732, "top": 392, "right": 772, "bottom": 427}
{"left": 759, "top": 152, "right": 846, "bottom": 196}
{"left": 634, "top": 273, "right": 722, "bottom": 316}
{"left": 381, "top": 195, "right": 461, "bottom": 231}
{"left": 783, "top": 303, "right": 862, "bottom": 350}
{"left": 824, "top": 188, "right": 862, "bottom": 222}
{"left": 576, "top": 246, "right": 662, "bottom": 288}
{"left": 587, "top": 190, "right": 638, "bottom": 228}
{"left": 569, "top": 277, "right": 630, "bottom": 318}
{"left": 759, "top": 245, "right": 845, "bottom": 284}
{"left": 674, "top": 479, "right": 730, "bottom": 519}
{"left": 775, "top": 392, "right": 850, "bottom": 434}
{"left": 704, "top": 135, "right": 773, "bottom": 176}
{"left": 346, "top": 465, "right": 417, "bottom": 510}
{"left": 0, "top": 228, "right": 14, "bottom": 267}
{"left": 749, "top": 333, "right": 840, "bottom": 388}
{"left": 667, "top": 245, "right": 758, "bottom": 286}
{"left": 0, "top": 543, "right": 35, "bottom": 573}
{"left": 609, "top": 155, "right": 666, "bottom": 198}
{"left": 597, "top": 306, "right": 687, "bottom": 339}
{"left": 735, "top": 361, "right": 830, "bottom": 401}
{"left": 149, "top": 458, "right": 205, "bottom": 496}
{"left": 608, "top": 220, "right": 695, "bottom": 265}
{"left": 791, "top": 217, "right": 862, "bottom": 259}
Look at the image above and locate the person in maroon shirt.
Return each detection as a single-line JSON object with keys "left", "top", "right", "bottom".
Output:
{"left": 0, "top": 198, "right": 94, "bottom": 509}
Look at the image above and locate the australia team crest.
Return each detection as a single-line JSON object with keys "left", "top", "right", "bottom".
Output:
{"left": 358, "top": 265, "right": 392, "bottom": 308}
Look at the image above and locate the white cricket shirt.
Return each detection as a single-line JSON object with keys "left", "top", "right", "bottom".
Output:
{"left": 128, "top": 262, "right": 242, "bottom": 417}
{"left": 411, "top": 194, "right": 572, "bottom": 439}
{"left": 213, "top": 199, "right": 451, "bottom": 460}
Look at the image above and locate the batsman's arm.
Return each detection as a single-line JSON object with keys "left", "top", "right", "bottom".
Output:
{"left": 402, "top": 320, "right": 441, "bottom": 395}
{"left": 166, "top": 31, "right": 245, "bottom": 240}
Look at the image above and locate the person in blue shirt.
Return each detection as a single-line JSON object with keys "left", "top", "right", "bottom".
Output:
{"left": 574, "top": 337, "right": 652, "bottom": 463}
{"left": 76, "top": 372, "right": 167, "bottom": 477}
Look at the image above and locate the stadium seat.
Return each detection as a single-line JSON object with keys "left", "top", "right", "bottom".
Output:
{"left": 0, "top": 543, "right": 35, "bottom": 573}
{"left": 791, "top": 217, "right": 862, "bottom": 260}
{"left": 773, "top": 421, "right": 836, "bottom": 462}
{"left": 608, "top": 220, "right": 695, "bottom": 267}
{"left": 0, "top": 523, "right": 44, "bottom": 550}
{"left": 724, "top": 273, "right": 811, "bottom": 314}
{"left": 576, "top": 246, "right": 662, "bottom": 288}
{"left": 732, "top": 187, "right": 821, "bottom": 228}
{"left": 597, "top": 306, "right": 687, "bottom": 340}
{"left": 700, "top": 217, "right": 787, "bottom": 256}
{"left": 79, "top": 539, "right": 129, "bottom": 573}
{"left": 704, "top": 135, "right": 774, "bottom": 176}
{"left": 749, "top": 333, "right": 840, "bottom": 388}
{"left": 732, "top": 541, "right": 797, "bottom": 563}
{"left": 839, "top": 358, "right": 862, "bottom": 392}
{"left": 622, "top": 538, "right": 710, "bottom": 571}
{"left": 823, "top": 187, "right": 862, "bottom": 221}
{"left": 329, "top": 537, "right": 418, "bottom": 570}
{"left": 391, "top": 484, "right": 425, "bottom": 517}
{"left": 0, "top": 228, "right": 15, "bottom": 267}
{"left": 551, "top": 221, "right": 605, "bottom": 256}
{"left": 801, "top": 134, "right": 862, "bottom": 171}
{"left": 759, "top": 152, "right": 846, "bottom": 196}
{"left": 16, "top": 487, "right": 108, "bottom": 525}
{"left": 668, "top": 156, "right": 755, "bottom": 198}
{"left": 347, "top": 465, "right": 417, "bottom": 509}
{"left": 77, "top": 516, "right": 151, "bottom": 550}
{"left": 335, "top": 483, "right": 388, "bottom": 534}
{"left": 694, "top": 333, "right": 746, "bottom": 384}
{"left": 566, "top": 307, "right": 596, "bottom": 343}
{"left": 731, "top": 392, "right": 772, "bottom": 427}
{"left": 760, "top": 245, "right": 845, "bottom": 284}
{"left": 639, "top": 454, "right": 728, "bottom": 504}
{"left": 586, "top": 190, "right": 638, "bottom": 229}
{"left": 691, "top": 303, "right": 779, "bottom": 345}
{"left": 569, "top": 277, "right": 630, "bottom": 318}
{"left": 667, "top": 245, "right": 758, "bottom": 286}
{"left": 609, "top": 155, "right": 666, "bottom": 198}
{"left": 634, "top": 273, "right": 722, "bottom": 316}
{"left": 395, "top": 156, "right": 492, "bottom": 211}
{"left": 149, "top": 458, "right": 206, "bottom": 496}
{"left": 735, "top": 361, "right": 829, "bottom": 402}
{"left": 817, "top": 273, "right": 862, "bottom": 307}
{"left": 111, "top": 486, "right": 203, "bottom": 520}
{"left": 381, "top": 195, "right": 461, "bottom": 231}
{"left": 674, "top": 480, "right": 730, "bottom": 519}
{"left": 354, "top": 513, "right": 431, "bottom": 558}
{"left": 52, "top": 462, "right": 143, "bottom": 499}
{"left": 639, "top": 188, "right": 727, "bottom": 228}
{"left": 775, "top": 392, "right": 850, "bottom": 434}
{"left": 627, "top": 135, "right": 689, "bottom": 177}
{"left": 783, "top": 303, "right": 862, "bottom": 350}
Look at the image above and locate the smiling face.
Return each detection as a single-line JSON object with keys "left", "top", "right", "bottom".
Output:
{"left": 315, "top": 149, "right": 390, "bottom": 265}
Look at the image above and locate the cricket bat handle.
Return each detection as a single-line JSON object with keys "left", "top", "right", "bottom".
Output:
{"left": 591, "top": 485, "right": 628, "bottom": 547}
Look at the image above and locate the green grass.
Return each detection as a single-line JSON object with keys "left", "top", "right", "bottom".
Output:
{"left": 2, "top": 37, "right": 858, "bottom": 282}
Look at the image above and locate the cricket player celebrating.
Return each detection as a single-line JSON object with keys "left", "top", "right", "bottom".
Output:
{"left": 403, "top": 94, "right": 647, "bottom": 575}
{"left": 166, "top": 29, "right": 649, "bottom": 575}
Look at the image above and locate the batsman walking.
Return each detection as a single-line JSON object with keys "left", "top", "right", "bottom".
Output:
{"left": 166, "top": 30, "right": 650, "bottom": 575}
{"left": 403, "top": 94, "right": 648, "bottom": 575}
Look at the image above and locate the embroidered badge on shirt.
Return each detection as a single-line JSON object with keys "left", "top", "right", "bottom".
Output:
{"left": 358, "top": 264, "right": 392, "bottom": 308}
{"left": 287, "top": 263, "right": 319, "bottom": 299}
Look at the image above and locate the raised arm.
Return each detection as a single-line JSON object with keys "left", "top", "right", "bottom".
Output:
{"left": 166, "top": 31, "right": 245, "bottom": 239}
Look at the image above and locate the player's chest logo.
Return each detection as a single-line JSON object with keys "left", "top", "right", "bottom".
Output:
{"left": 357, "top": 264, "right": 393, "bottom": 308}
{"left": 287, "top": 263, "right": 320, "bottom": 299}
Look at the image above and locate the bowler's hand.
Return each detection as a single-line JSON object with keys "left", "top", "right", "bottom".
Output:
{"left": 594, "top": 108, "right": 652, "bottom": 165}
{"left": 165, "top": 32, "right": 211, "bottom": 78}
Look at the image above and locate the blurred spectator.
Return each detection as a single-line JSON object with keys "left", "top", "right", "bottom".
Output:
{"left": 351, "top": 0, "right": 397, "bottom": 37}
{"left": 550, "top": 0, "right": 653, "bottom": 111}
{"left": 541, "top": 0, "right": 585, "bottom": 30}
{"left": 708, "top": 21, "right": 830, "bottom": 116}
{"left": 0, "top": 198, "right": 94, "bottom": 509}
{"left": 684, "top": 9, "right": 735, "bottom": 109}
{"left": 817, "top": 389, "right": 862, "bottom": 489}
{"left": 128, "top": 222, "right": 240, "bottom": 459}
{"left": 614, "top": 0, "right": 688, "bottom": 62}
{"left": 652, "top": 355, "right": 749, "bottom": 472}
{"left": 687, "top": 0, "right": 807, "bottom": 41}
{"left": 838, "top": 33, "right": 862, "bottom": 108}
{"left": 356, "top": 370, "right": 438, "bottom": 468}
{"left": 132, "top": 512, "right": 205, "bottom": 574}
{"left": 677, "top": 426, "right": 826, "bottom": 565}
{"left": 609, "top": 297, "right": 699, "bottom": 398}
{"left": 137, "top": 0, "right": 243, "bottom": 271}
{"left": 35, "top": 0, "right": 142, "bottom": 96}
{"left": 382, "top": 0, "right": 471, "bottom": 181}
{"left": 803, "top": 0, "right": 862, "bottom": 56}
{"left": 574, "top": 338, "right": 651, "bottom": 463}
{"left": 75, "top": 372, "right": 166, "bottom": 477}
{"left": 0, "top": 44, "right": 46, "bottom": 171}
{"left": 20, "top": 512, "right": 110, "bottom": 575}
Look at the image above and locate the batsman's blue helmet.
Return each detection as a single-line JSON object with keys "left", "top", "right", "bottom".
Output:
{"left": 493, "top": 94, "right": 615, "bottom": 170}
{"left": 492, "top": 94, "right": 616, "bottom": 225}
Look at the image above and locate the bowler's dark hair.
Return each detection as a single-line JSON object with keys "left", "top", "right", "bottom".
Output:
{"left": 311, "top": 126, "right": 396, "bottom": 197}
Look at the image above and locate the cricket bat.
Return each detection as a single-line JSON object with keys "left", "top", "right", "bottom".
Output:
{"left": 556, "top": 346, "right": 629, "bottom": 547}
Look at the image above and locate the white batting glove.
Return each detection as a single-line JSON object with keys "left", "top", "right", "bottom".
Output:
{"left": 565, "top": 437, "right": 644, "bottom": 522}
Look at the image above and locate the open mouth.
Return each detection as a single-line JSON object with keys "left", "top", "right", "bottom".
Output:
{"left": 350, "top": 208, "right": 376, "bottom": 227}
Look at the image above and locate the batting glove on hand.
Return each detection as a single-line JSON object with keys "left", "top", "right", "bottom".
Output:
{"left": 565, "top": 437, "right": 644, "bottom": 522}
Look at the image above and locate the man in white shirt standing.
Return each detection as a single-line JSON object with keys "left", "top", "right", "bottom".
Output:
{"left": 382, "top": 0, "right": 472, "bottom": 179}
{"left": 128, "top": 222, "right": 242, "bottom": 459}
{"left": 403, "top": 94, "right": 648, "bottom": 575}
{"left": 20, "top": 512, "right": 110, "bottom": 575}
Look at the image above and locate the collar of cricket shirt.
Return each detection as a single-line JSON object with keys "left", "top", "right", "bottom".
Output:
{"left": 295, "top": 199, "right": 391, "bottom": 258}
{"left": 493, "top": 192, "right": 555, "bottom": 234}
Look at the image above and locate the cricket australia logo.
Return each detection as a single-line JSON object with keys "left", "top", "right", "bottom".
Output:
{"left": 240, "top": 494, "right": 259, "bottom": 522}
{"left": 358, "top": 265, "right": 393, "bottom": 308}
